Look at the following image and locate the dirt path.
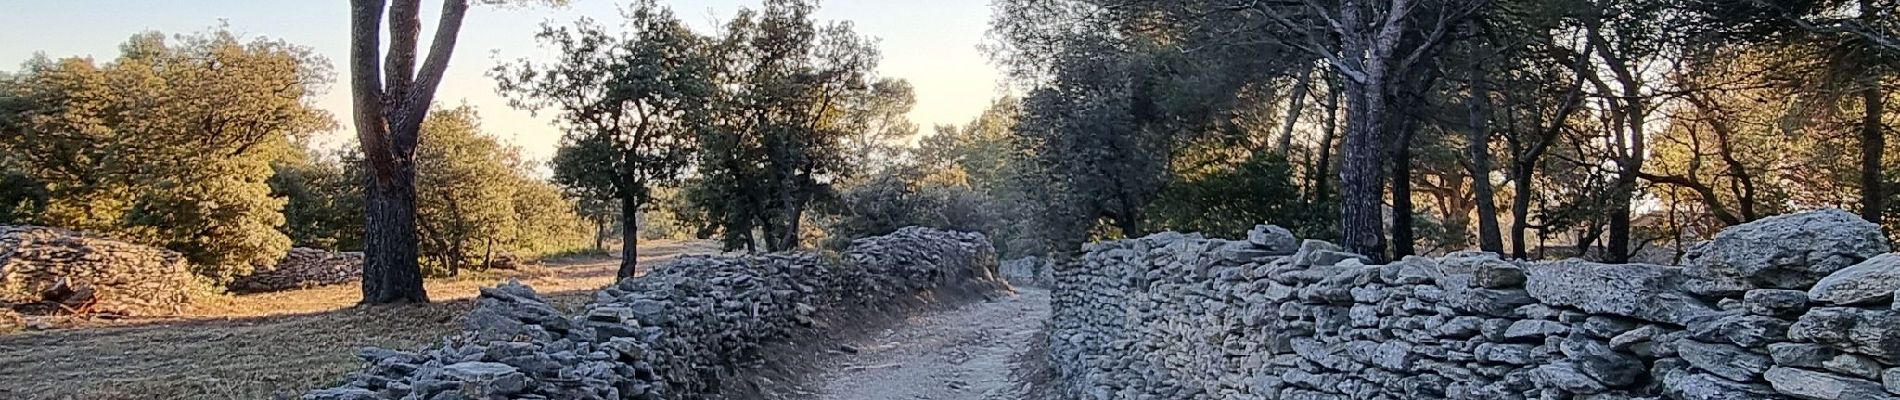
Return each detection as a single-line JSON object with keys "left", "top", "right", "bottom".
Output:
{"left": 814, "top": 288, "right": 1051, "bottom": 400}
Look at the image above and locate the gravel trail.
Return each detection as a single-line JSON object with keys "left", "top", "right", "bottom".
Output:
{"left": 813, "top": 288, "right": 1051, "bottom": 400}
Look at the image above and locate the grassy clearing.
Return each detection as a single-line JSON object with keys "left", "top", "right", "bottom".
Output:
{"left": 0, "top": 240, "right": 718, "bottom": 400}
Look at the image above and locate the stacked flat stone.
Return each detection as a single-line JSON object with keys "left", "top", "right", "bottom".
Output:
{"left": 306, "top": 226, "right": 1004, "bottom": 400}
{"left": 228, "top": 247, "right": 364, "bottom": 293}
{"left": 0, "top": 225, "right": 193, "bottom": 316}
{"left": 1047, "top": 209, "right": 1900, "bottom": 400}
{"left": 1002, "top": 256, "right": 1055, "bottom": 287}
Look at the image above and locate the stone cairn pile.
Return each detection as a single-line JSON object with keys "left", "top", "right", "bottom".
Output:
{"left": 0, "top": 225, "right": 193, "bottom": 317}
{"left": 228, "top": 247, "right": 364, "bottom": 293}
{"left": 1003, "top": 255, "right": 1056, "bottom": 288}
{"left": 306, "top": 226, "right": 1002, "bottom": 400}
{"left": 1048, "top": 209, "right": 1900, "bottom": 400}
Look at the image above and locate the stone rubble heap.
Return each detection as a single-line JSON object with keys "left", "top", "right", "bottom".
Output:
{"left": 1002, "top": 255, "right": 1055, "bottom": 287}
{"left": 0, "top": 225, "right": 194, "bottom": 316}
{"left": 228, "top": 247, "right": 364, "bottom": 293}
{"left": 306, "top": 226, "right": 1003, "bottom": 400}
{"left": 1048, "top": 209, "right": 1900, "bottom": 400}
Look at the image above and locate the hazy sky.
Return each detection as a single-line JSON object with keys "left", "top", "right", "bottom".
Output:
{"left": 0, "top": 0, "right": 1005, "bottom": 163}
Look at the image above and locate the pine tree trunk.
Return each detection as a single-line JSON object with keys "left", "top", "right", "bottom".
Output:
{"left": 618, "top": 194, "right": 639, "bottom": 280}
{"left": 1390, "top": 124, "right": 1416, "bottom": 258}
{"left": 1276, "top": 68, "right": 1313, "bottom": 157}
{"left": 362, "top": 172, "right": 427, "bottom": 303}
{"left": 1469, "top": 90, "right": 1502, "bottom": 253}
{"left": 594, "top": 215, "right": 606, "bottom": 251}
{"left": 1311, "top": 84, "right": 1340, "bottom": 203}
{"left": 1334, "top": 0, "right": 1413, "bottom": 263}
{"left": 1861, "top": 79, "right": 1886, "bottom": 224}
{"left": 1340, "top": 80, "right": 1390, "bottom": 262}
{"left": 1510, "top": 162, "right": 1533, "bottom": 260}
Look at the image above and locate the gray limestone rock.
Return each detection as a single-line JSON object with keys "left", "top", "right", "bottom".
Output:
{"left": 1503, "top": 320, "right": 1570, "bottom": 341}
{"left": 1743, "top": 289, "right": 1810, "bottom": 318}
{"left": 1610, "top": 325, "right": 1661, "bottom": 351}
{"left": 1810, "top": 253, "right": 1900, "bottom": 305}
{"left": 1713, "top": 314, "right": 1792, "bottom": 347}
{"left": 1576, "top": 316, "right": 1639, "bottom": 339}
{"left": 1764, "top": 366, "right": 1898, "bottom": 400}
{"left": 440, "top": 362, "right": 528, "bottom": 395}
{"left": 1559, "top": 336, "right": 1643, "bottom": 387}
{"left": 1248, "top": 224, "right": 1300, "bottom": 255}
{"left": 1661, "top": 370, "right": 1780, "bottom": 400}
{"left": 1769, "top": 342, "right": 1840, "bottom": 369}
{"left": 1528, "top": 362, "right": 1608, "bottom": 394}
{"left": 1524, "top": 260, "right": 1718, "bottom": 325}
{"left": 1790, "top": 307, "right": 1900, "bottom": 363}
{"left": 1885, "top": 368, "right": 1900, "bottom": 395}
{"left": 1475, "top": 263, "right": 1528, "bottom": 289}
{"left": 1823, "top": 353, "right": 1883, "bottom": 379}
{"left": 1682, "top": 209, "right": 1889, "bottom": 296}
{"left": 1677, "top": 339, "right": 1772, "bottom": 382}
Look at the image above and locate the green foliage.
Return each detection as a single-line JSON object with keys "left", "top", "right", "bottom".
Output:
{"left": 412, "top": 107, "right": 523, "bottom": 276}
{"left": 636, "top": 187, "right": 693, "bottom": 241}
{"left": 495, "top": 0, "right": 714, "bottom": 227}
{"left": 0, "top": 29, "right": 332, "bottom": 283}
{"left": 0, "top": 167, "right": 46, "bottom": 224}
{"left": 1146, "top": 153, "right": 1334, "bottom": 241}
{"left": 270, "top": 147, "right": 363, "bottom": 250}
{"left": 842, "top": 78, "right": 920, "bottom": 177}
{"left": 506, "top": 174, "right": 594, "bottom": 259}
{"left": 685, "top": 0, "right": 891, "bottom": 251}
{"left": 269, "top": 109, "right": 595, "bottom": 275}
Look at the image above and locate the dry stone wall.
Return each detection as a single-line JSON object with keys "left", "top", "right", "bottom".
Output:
{"left": 1048, "top": 209, "right": 1900, "bottom": 400}
{"left": 306, "top": 226, "right": 1004, "bottom": 400}
{"left": 228, "top": 247, "right": 363, "bottom": 293}
{"left": 0, "top": 225, "right": 194, "bottom": 316}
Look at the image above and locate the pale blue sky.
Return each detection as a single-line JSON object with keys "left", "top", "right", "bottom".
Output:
{"left": 0, "top": 0, "right": 1004, "bottom": 163}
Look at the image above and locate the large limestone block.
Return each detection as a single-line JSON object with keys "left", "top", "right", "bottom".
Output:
{"left": 1683, "top": 209, "right": 1888, "bottom": 296}
{"left": 1524, "top": 259, "right": 1718, "bottom": 325}
{"left": 1789, "top": 307, "right": 1900, "bottom": 363}
{"left": 1810, "top": 253, "right": 1900, "bottom": 306}
{"left": 1765, "top": 366, "right": 1898, "bottom": 400}
{"left": 1247, "top": 224, "right": 1299, "bottom": 255}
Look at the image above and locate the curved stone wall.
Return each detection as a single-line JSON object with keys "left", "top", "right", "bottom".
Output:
{"left": 1048, "top": 210, "right": 1900, "bottom": 400}
{"left": 306, "top": 226, "right": 1004, "bottom": 400}
{"left": 0, "top": 225, "right": 194, "bottom": 316}
{"left": 228, "top": 247, "right": 363, "bottom": 293}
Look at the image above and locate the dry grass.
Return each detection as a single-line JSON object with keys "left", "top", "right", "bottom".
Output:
{"left": 0, "top": 240, "right": 719, "bottom": 400}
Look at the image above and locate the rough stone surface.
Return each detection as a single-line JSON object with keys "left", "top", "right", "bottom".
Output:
{"left": 1745, "top": 289, "right": 1811, "bottom": 318}
{"left": 1764, "top": 366, "right": 1897, "bottom": 400}
{"left": 1682, "top": 209, "right": 1888, "bottom": 296}
{"left": 1247, "top": 224, "right": 1298, "bottom": 255}
{"left": 1044, "top": 211, "right": 1900, "bottom": 400}
{"left": 0, "top": 225, "right": 193, "bottom": 316}
{"left": 306, "top": 226, "right": 1005, "bottom": 400}
{"left": 1809, "top": 253, "right": 1900, "bottom": 306}
{"left": 228, "top": 247, "right": 363, "bottom": 293}
{"left": 1523, "top": 260, "right": 1716, "bottom": 325}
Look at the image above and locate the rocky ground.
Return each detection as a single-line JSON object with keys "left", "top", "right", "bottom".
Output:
{"left": 813, "top": 288, "right": 1051, "bottom": 400}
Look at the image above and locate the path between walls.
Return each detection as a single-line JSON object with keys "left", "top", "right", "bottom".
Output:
{"left": 813, "top": 288, "right": 1051, "bottom": 400}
